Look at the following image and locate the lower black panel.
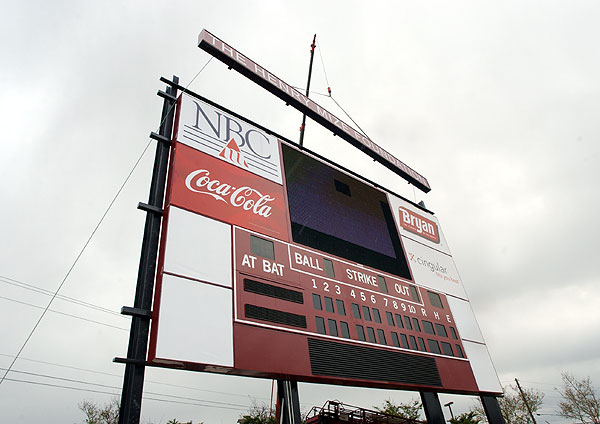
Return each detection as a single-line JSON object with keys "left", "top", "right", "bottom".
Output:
{"left": 245, "top": 304, "right": 307, "bottom": 328}
{"left": 308, "top": 338, "right": 442, "bottom": 386}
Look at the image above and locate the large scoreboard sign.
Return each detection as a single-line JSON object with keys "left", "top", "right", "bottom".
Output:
{"left": 147, "top": 93, "right": 502, "bottom": 395}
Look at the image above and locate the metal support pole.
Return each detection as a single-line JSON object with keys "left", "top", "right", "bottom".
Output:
{"left": 116, "top": 75, "right": 179, "bottom": 424}
{"left": 277, "top": 380, "right": 302, "bottom": 424}
{"left": 480, "top": 395, "right": 506, "bottom": 424}
{"left": 420, "top": 391, "right": 446, "bottom": 424}
{"left": 299, "top": 34, "right": 316, "bottom": 147}
{"left": 515, "top": 378, "right": 537, "bottom": 424}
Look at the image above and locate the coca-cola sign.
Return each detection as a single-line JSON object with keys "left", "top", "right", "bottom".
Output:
{"left": 185, "top": 169, "right": 274, "bottom": 218}
{"left": 169, "top": 142, "right": 288, "bottom": 240}
{"left": 398, "top": 207, "right": 440, "bottom": 244}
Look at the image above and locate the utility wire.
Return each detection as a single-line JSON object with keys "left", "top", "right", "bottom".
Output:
{"left": 0, "top": 295, "right": 128, "bottom": 331}
{"left": 0, "top": 367, "right": 251, "bottom": 409}
{"left": 1, "top": 368, "right": 284, "bottom": 410}
{"left": 0, "top": 57, "right": 214, "bottom": 387}
{"left": 0, "top": 352, "right": 272, "bottom": 401}
{"left": 0, "top": 275, "right": 122, "bottom": 317}
{"left": 0, "top": 353, "right": 122, "bottom": 378}
{"left": 4, "top": 378, "right": 249, "bottom": 412}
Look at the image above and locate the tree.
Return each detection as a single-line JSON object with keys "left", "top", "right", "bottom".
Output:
{"left": 450, "top": 411, "right": 482, "bottom": 424}
{"left": 78, "top": 399, "right": 201, "bottom": 424}
{"left": 79, "top": 398, "right": 119, "bottom": 424}
{"left": 375, "top": 399, "right": 423, "bottom": 420}
{"left": 472, "top": 385, "right": 544, "bottom": 424}
{"left": 558, "top": 372, "right": 600, "bottom": 424}
{"left": 237, "top": 404, "right": 276, "bottom": 424}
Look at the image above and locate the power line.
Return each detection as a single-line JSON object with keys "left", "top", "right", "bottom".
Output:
{"left": 4, "top": 377, "right": 119, "bottom": 396}
{"left": 0, "top": 353, "right": 122, "bottom": 378}
{"left": 1, "top": 367, "right": 122, "bottom": 391}
{"left": 0, "top": 352, "right": 271, "bottom": 401}
{"left": 0, "top": 274, "right": 122, "bottom": 317}
{"left": 516, "top": 380, "right": 600, "bottom": 391}
{"left": 0, "top": 295, "right": 128, "bottom": 331}
{"left": 3, "top": 378, "right": 249, "bottom": 412}
{"left": 0, "top": 367, "right": 251, "bottom": 409}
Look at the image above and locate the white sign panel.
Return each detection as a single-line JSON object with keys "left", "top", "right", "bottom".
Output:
{"left": 155, "top": 273, "right": 233, "bottom": 367}
{"left": 176, "top": 93, "right": 282, "bottom": 184}
{"left": 462, "top": 341, "right": 502, "bottom": 393}
{"left": 403, "top": 236, "right": 468, "bottom": 300}
{"left": 162, "top": 206, "right": 232, "bottom": 287}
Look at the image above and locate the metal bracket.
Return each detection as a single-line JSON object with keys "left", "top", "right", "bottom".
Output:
{"left": 157, "top": 89, "right": 177, "bottom": 103}
{"left": 137, "top": 202, "right": 163, "bottom": 216}
{"left": 149, "top": 131, "right": 171, "bottom": 145}
{"left": 121, "top": 306, "right": 153, "bottom": 319}
{"left": 113, "top": 357, "right": 147, "bottom": 366}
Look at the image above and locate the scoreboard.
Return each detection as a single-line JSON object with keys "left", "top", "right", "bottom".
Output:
{"left": 147, "top": 93, "right": 502, "bottom": 395}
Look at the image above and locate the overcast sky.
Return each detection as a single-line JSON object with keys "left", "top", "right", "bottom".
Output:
{"left": 2, "top": 1, "right": 600, "bottom": 423}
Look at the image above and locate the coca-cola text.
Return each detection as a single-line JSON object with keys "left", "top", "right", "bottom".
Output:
{"left": 185, "top": 169, "right": 274, "bottom": 218}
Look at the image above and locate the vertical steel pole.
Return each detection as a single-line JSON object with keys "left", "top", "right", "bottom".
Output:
{"left": 420, "top": 391, "right": 446, "bottom": 424}
{"left": 480, "top": 395, "right": 506, "bottom": 424}
{"left": 298, "top": 34, "right": 317, "bottom": 147}
{"left": 277, "top": 380, "right": 302, "bottom": 424}
{"left": 117, "top": 76, "right": 179, "bottom": 424}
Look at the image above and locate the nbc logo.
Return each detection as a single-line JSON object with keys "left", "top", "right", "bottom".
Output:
{"left": 219, "top": 139, "right": 249, "bottom": 169}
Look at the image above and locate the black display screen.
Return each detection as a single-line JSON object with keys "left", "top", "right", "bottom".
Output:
{"left": 282, "top": 145, "right": 411, "bottom": 279}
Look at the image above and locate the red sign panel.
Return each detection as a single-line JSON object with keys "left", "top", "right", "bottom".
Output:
{"left": 169, "top": 142, "right": 288, "bottom": 240}
{"left": 398, "top": 207, "right": 440, "bottom": 244}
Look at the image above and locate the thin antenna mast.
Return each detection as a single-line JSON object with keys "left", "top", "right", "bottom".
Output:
{"left": 299, "top": 34, "right": 316, "bottom": 147}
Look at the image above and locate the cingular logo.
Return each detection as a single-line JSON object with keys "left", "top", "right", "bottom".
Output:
{"left": 185, "top": 169, "right": 275, "bottom": 218}
{"left": 399, "top": 207, "right": 440, "bottom": 243}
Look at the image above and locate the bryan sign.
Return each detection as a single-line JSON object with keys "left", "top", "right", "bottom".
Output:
{"left": 399, "top": 207, "right": 440, "bottom": 244}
